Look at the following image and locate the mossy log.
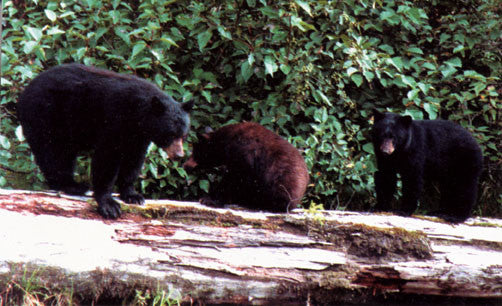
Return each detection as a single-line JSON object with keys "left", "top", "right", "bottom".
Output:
{"left": 0, "top": 189, "right": 501, "bottom": 305}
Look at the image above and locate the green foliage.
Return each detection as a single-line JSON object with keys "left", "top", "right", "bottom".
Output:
{"left": 133, "top": 287, "right": 181, "bottom": 306}
{"left": 2, "top": 0, "right": 501, "bottom": 216}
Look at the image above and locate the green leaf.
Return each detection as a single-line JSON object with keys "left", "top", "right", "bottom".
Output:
{"left": 27, "top": 27, "right": 43, "bottom": 41}
{"left": 23, "top": 41, "right": 38, "bottom": 54}
{"left": 247, "top": 53, "right": 255, "bottom": 65}
{"left": 0, "top": 135, "right": 11, "bottom": 150}
{"left": 378, "top": 44, "right": 394, "bottom": 55}
{"left": 406, "top": 8, "right": 424, "bottom": 23}
{"left": 380, "top": 10, "right": 399, "bottom": 25}
{"left": 473, "top": 82, "right": 487, "bottom": 95}
{"left": 388, "top": 57, "right": 404, "bottom": 71}
{"left": 422, "top": 62, "right": 435, "bottom": 70}
{"left": 441, "top": 65, "right": 457, "bottom": 78}
{"left": 114, "top": 27, "right": 131, "bottom": 45}
{"left": 439, "top": 33, "right": 451, "bottom": 44}
{"left": 131, "top": 41, "right": 147, "bottom": 59}
{"left": 217, "top": 26, "right": 232, "bottom": 40}
{"left": 463, "top": 70, "right": 486, "bottom": 81}
{"left": 280, "top": 63, "right": 291, "bottom": 75}
{"left": 407, "top": 88, "right": 420, "bottom": 100}
{"left": 346, "top": 67, "right": 358, "bottom": 76}
{"left": 453, "top": 45, "right": 465, "bottom": 54}
{"left": 424, "top": 103, "right": 438, "bottom": 119}
{"left": 401, "top": 75, "right": 416, "bottom": 87}
{"left": 74, "top": 47, "right": 86, "bottom": 60}
{"left": 290, "top": 16, "right": 316, "bottom": 32}
{"left": 201, "top": 90, "right": 212, "bottom": 103}
{"left": 418, "top": 82, "right": 431, "bottom": 94}
{"left": 197, "top": 30, "right": 213, "bottom": 51}
{"left": 45, "top": 9, "right": 57, "bottom": 22}
{"left": 240, "top": 61, "right": 253, "bottom": 82}
{"left": 351, "top": 74, "right": 363, "bottom": 87}
{"left": 445, "top": 57, "right": 462, "bottom": 68}
{"left": 264, "top": 56, "right": 278, "bottom": 76}
{"left": 148, "top": 163, "right": 158, "bottom": 178}
{"left": 313, "top": 107, "right": 328, "bottom": 122}
{"left": 314, "top": 90, "right": 332, "bottom": 106}
{"left": 47, "top": 27, "right": 65, "bottom": 35}
{"left": 160, "top": 36, "right": 179, "bottom": 47}
{"left": 406, "top": 47, "right": 423, "bottom": 55}
{"left": 362, "top": 143, "right": 374, "bottom": 154}
{"left": 295, "top": 0, "right": 312, "bottom": 17}
{"left": 363, "top": 71, "right": 375, "bottom": 82}
{"left": 15, "top": 126, "right": 25, "bottom": 142}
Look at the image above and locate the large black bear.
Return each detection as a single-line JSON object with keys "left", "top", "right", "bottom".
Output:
{"left": 183, "top": 122, "right": 309, "bottom": 212}
{"left": 371, "top": 110, "right": 483, "bottom": 222}
{"left": 17, "top": 64, "right": 193, "bottom": 219}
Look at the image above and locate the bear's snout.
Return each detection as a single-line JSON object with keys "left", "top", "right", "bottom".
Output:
{"left": 164, "top": 138, "right": 185, "bottom": 159}
{"left": 380, "top": 138, "right": 395, "bottom": 155}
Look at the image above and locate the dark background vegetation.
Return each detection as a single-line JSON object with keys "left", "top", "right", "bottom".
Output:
{"left": 1, "top": 0, "right": 501, "bottom": 217}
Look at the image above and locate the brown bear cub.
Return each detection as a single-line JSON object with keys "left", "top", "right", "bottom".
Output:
{"left": 184, "top": 122, "right": 309, "bottom": 212}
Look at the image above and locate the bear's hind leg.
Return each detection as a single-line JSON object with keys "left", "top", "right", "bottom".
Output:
{"left": 91, "top": 145, "right": 122, "bottom": 219}
{"left": 438, "top": 177, "right": 478, "bottom": 223}
{"left": 32, "top": 144, "right": 88, "bottom": 195}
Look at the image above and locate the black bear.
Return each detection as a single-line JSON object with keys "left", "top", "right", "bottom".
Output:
{"left": 371, "top": 110, "right": 483, "bottom": 222}
{"left": 17, "top": 63, "right": 193, "bottom": 219}
{"left": 183, "top": 122, "right": 309, "bottom": 212}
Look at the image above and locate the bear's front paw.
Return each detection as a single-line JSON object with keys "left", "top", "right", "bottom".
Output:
{"left": 120, "top": 192, "right": 145, "bottom": 205}
{"left": 96, "top": 195, "right": 122, "bottom": 219}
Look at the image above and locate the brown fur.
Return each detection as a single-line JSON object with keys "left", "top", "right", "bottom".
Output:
{"left": 184, "top": 122, "right": 309, "bottom": 212}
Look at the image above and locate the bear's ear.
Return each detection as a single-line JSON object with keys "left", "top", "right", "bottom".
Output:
{"left": 399, "top": 115, "right": 413, "bottom": 127}
{"left": 151, "top": 96, "right": 166, "bottom": 114}
{"left": 373, "top": 109, "right": 385, "bottom": 122}
{"left": 182, "top": 100, "right": 194, "bottom": 112}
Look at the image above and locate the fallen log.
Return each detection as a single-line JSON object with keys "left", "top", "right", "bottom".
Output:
{"left": 0, "top": 189, "right": 501, "bottom": 305}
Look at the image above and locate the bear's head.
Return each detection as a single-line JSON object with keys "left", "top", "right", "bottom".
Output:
{"left": 146, "top": 96, "right": 193, "bottom": 159}
{"left": 372, "top": 109, "right": 412, "bottom": 155}
{"left": 183, "top": 127, "right": 221, "bottom": 170}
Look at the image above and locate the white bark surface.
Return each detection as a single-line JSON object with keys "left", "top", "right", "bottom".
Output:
{"left": 0, "top": 189, "right": 501, "bottom": 304}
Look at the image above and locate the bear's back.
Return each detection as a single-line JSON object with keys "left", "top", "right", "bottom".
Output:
{"left": 415, "top": 119, "right": 482, "bottom": 175}
{"left": 17, "top": 64, "right": 168, "bottom": 148}
{"left": 417, "top": 119, "right": 481, "bottom": 153}
{"left": 214, "top": 122, "right": 309, "bottom": 205}
{"left": 19, "top": 64, "right": 163, "bottom": 110}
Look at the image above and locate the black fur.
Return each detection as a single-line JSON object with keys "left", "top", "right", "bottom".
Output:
{"left": 371, "top": 110, "right": 483, "bottom": 222}
{"left": 17, "top": 64, "right": 192, "bottom": 219}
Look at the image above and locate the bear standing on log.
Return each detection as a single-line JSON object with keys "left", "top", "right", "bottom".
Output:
{"left": 184, "top": 122, "right": 309, "bottom": 212}
{"left": 371, "top": 110, "right": 483, "bottom": 222}
{"left": 17, "top": 64, "right": 193, "bottom": 219}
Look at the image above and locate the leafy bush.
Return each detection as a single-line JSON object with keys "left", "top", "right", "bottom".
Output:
{"left": 2, "top": 0, "right": 501, "bottom": 216}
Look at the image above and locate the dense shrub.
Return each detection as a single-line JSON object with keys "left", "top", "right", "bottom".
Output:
{"left": 1, "top": 0, "right": 501, "bottom": 216}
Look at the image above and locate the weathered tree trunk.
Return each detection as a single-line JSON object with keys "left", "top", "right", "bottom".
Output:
{"left": 0, "top": 189, "right": 501, "bottom": 305}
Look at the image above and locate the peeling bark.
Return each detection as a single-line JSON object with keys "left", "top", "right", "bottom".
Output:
{"left": 0, "top": 189, "right": 501, "bottom": 304}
